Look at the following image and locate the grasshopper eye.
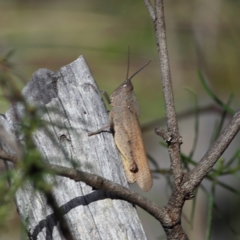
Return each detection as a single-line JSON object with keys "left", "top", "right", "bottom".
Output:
{"left": 126, "top": 83, "right": 133, "bottom": 91}
{"left": 122, "top": 80, "right": 133, "bottom": 91}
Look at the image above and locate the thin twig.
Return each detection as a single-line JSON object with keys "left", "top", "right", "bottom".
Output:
{"left": 154, "top": 0, "right": 178, "bottom": 132}
{"left": 143, "top": 0, "right": 156, "bottom": 21}
{"left": 152, "top": 0, "right": 183, "bottom": 187}
{"left": 143, "top": 0, "right": 189, "bottom": 238}
{"left": 141, "top": 104, "right": 226, "bottom": 132}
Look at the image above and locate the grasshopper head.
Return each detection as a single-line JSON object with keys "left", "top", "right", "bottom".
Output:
{"left": 110, "top": 78, "right": 133, "bottom": 106}
{"left": 110, "top": 59, "right": 152, "bottom": 106}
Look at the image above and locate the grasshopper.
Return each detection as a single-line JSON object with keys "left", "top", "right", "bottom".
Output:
{"left": 89, "top": 53, "right": 153, "bottom": 192}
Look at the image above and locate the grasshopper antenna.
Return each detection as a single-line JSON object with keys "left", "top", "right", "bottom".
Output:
{"left": 129, "top": 59, "right": 152, "bottom": 81}
{"left": 125, "top": 45, "right": 130, "bottom": 80}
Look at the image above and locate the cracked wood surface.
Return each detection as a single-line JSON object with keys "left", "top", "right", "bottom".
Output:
{"left": 1, "top": 56, "right": 147, "bottom": 240}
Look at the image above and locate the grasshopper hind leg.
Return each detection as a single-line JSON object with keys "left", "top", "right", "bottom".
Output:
{"left": 114, "top": 127, "right": 137, "bottom": 184}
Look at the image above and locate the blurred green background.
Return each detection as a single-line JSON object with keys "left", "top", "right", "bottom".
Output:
{"left": 2, "top": 0, "right": 240, "bottom": 118}
{"left": 1, "top": 0, "right": 240, "bottom": 239}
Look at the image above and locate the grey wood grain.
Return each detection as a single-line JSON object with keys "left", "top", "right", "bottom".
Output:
{"left": 1, "top": 56, "right": 148, "bottom": 240}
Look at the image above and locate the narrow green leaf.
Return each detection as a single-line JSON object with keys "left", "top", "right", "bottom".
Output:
{"left": 213, "top": 203, "right": 240, "bottom": 238}
{"left": 206, "top": 177, "right": 240, "bottom": 195}
{"left": 225, "top": 148, "right": 240, "bottom": 168}
{"left": 205, "top": 181, "right": 216, "bottom": 240}
{"left": 233, "top": 172, "right": 240, "bottom": 178}
{"left": 210, "top": 119, "right": 219, "bottom": 146}
{"left": 215, "top": 158, "right": 225, "bottom": 175}
{"left": 184, "top": 88, "right": 200, "bottom": 160}
{"left": 211, "top": 94, "right": 234, "bottom": 143}
{"left": 197, "top": 70, "right": 235, "bottom": 114}
{"left": 147, "top": 153, "right": 160, "bottom": 170}
{"left": 2, "top": 48, "right": 16, "bottom": 61}
{"left": 181, "top": 153, "right": 197, "bottom": 166}
{"left": 221, "top": 165, "right": 240, "bottom": 175}
{"left": 216, "top": 94, "right": 233, "bottom": 136}
{"left": 190, "top": 188, "right": 198, "bottom": 229}
{"left": 201, "top": 185, "right": 239, "bottom": 238}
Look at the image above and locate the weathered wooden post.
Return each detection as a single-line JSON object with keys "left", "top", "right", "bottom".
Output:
{"left": 0, "top": 56, "right": 148, "bottom": 240}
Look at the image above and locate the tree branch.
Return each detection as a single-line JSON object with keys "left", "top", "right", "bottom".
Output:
{"left": 154, "top": 0, "right": 178, "bottom": 132}
{"left": 48, "top": 164, "right": 169, "bottom": 223}
{"left": 142, "top": 1, "right": 240, "bottom": 239}
{"left": 147, "top": 0, "right": 183, "bottom": 187}
{"left": 183, "top": 110, "right": 240, "bottom": 193}
{"left": 0, "top": 152, "right": 171, "bottom": 227}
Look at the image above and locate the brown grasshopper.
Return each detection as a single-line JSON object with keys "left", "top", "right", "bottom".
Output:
{"left": 89, "top": 54, "right": 153, "bottom": 192}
